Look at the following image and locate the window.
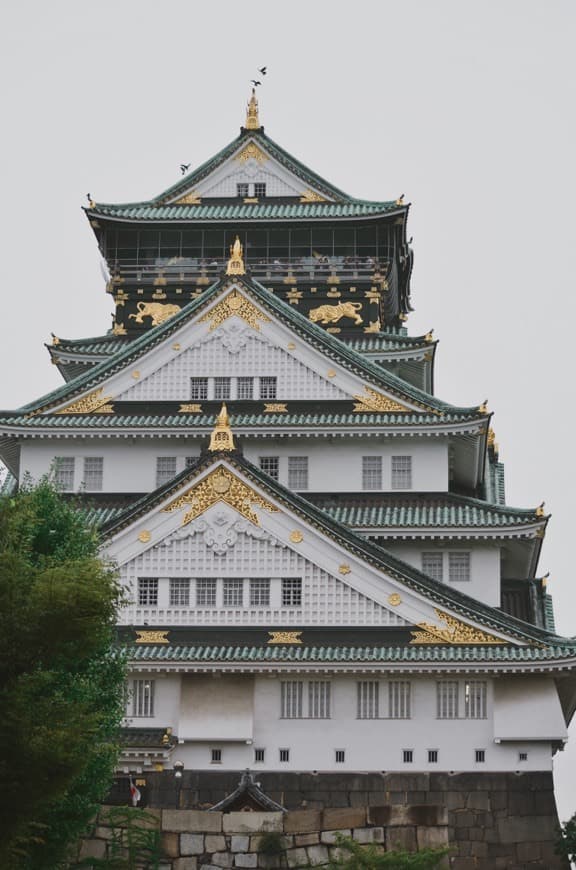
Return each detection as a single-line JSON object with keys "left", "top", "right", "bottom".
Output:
{"left": 449, "top": 552, "right": 471, "bottom": 582}
{"left": 403, "top": 750, "right": 413, "bottom": 763}
{"left": 259, "top": 376, "right": 277, "bottom": 399}
{"left": 196, "top": 578, "right": 217, "bottom": 607}
{"left": 357, "top": 681, "right": 379, "bottom": 719}
{"left": 83, "top": 457, "right": 103, "bottom": 491}
{"left": 428, "top": 749, "right": 439, "bottom": 764}
{"left": 211, "top": 748, "right": 222, "bottom": 764}
{"left": 169, "top": 578, "right": 190, "bottom": 606}
{"left": 422, "top": 553, "right": 444, "bottom": 583}
{"left": 335, "top": 750, "right": 345, "bottom": 764}
{"left": 250, "top": 579, "right": 270, "bottom": 606}
{"left": 464, "top": 681, "right": 487, "bottom": 719}
{"left": 259, "top": 456, "right": 279, "bottom": 480}
{"left": 190, "top": 377, "right": 208, "bottom": 400}
{"left": 362, "top": 456, "right": 382, "bottom": 490}
{"left": 214, "top": 377, "right": 231, "bottom": 400}
{"left": 54, "top": 457, "right": 75, "bottom": 491}
{"left": 437, "top": 681, "right": 459, "bottom": 719}
{"left": 391, "top": 455, "right": 412, "bottom": 489}
{"left": 254, "top": 748, "right": 265, "bottom": 763}
{"left": 288, "top": 457, "right": 308, "bottom": 490}
{"left": 308, "top": 681, "right": 331, "bottom": 719}
{"left": 279, "top": 748, "right": 290, "bottom": 762}
{"left": 132, "top": 679, "right": 155, "bottom": 717}
{"left": 223, "top": 579, "right": 243, "bottom": 607}
{"left": 519, "top": 752, "right": 528, "bottom": 762}
{"left": 237, "top": 376, "right": 254, "bottom": 400}
{"left": 281, "top": 681, "right": 303, "bottom": 718}
{"left": 237, "top": 183, "right": 249, "bottom": 197}
{"left": 138, "top": 578, "right": 158, "bottom": 606}
{"left": 156, "top": 456, "right": 177, "bottom": 487}
{"left": 254, "top": 182, "right": 266, "bottom": 198}
{"left": 389, "top": 681, "right": 411, "bottom": 719}
{"left": 475, "top": 749, "right": 486, "bottom": 763}
{"left": 282, "top": 578, "right": 302, "bottom": 606}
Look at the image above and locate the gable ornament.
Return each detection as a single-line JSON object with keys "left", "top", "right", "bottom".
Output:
{"left": 226, "top": 236, "right": 246, "bottom": 276}
{"left": 209, "top": 404, "right": 236, "bottom": 452}
{"left": 200, "top": 290, "right": 270, "bottom": 332}
{"left": 54, "top": 387, "right": 114, "bottom": 415}
{"left": 352, "top": 386, "right": 411, "bottom": 414}
{"left": 410, "top": 609, "right": 506, "bottom": 645}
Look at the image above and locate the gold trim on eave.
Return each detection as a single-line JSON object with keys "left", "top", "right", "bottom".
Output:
{"left": 163, "top": 466, "right": 279, "bottom": 527}
{"left": 200, "top": 290, "right": 270, "bottom": 331}
{"left": 410, "top": 609, "right": 506, "bottom": 645}
{"left": 135, "top": 630, "right": 169, "bottom": 644}
{"left": 268, "top": 631, "right": 303, "bottom": 645}
{"left": 54, "top": 387, "right": 114, "bottom": 415}
{"left": 353, "top": 386, "right": 413, "bottom": 414}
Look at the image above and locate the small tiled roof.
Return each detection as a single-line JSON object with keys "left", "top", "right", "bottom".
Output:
{"left": 120, "top": 727, "right": 173, "bottom": 748}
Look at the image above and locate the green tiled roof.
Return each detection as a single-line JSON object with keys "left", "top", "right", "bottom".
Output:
{"left": 129, "top": 643, "right": 576, "bottom": 664}
{"left": 0, "top": 471, "right": 17, "bottom": 496}
{"left": 48, "top": 335, "right": 131, "bottom": 355}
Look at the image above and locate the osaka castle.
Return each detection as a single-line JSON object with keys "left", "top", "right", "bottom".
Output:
{"left": 1, "top": 90, "right": 575, "bottom": 833}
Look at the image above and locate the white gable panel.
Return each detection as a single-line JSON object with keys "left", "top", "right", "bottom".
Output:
{"left": 116, "top": 324, "right": 348, "bottom": 401}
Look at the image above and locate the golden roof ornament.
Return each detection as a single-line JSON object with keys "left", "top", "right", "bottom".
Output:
{"left": 209, "top": 403, "right": 236, "bottom": 452}
{"left": 226, "top": 235, "right": 246, "bottom": 276}
{"left": 245, "top": 88, "right": 261, "bottom": 130}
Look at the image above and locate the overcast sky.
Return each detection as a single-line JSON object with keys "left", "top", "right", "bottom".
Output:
{"left": 1, "top": 0, "right": 575, "bottom": 820}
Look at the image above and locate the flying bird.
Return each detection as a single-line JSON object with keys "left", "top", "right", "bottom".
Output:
{"left": 180, "top": 164, "right": 190, "bottom": 175}
{"left": 251, "top": 80, "right": 261, "bottom": 87}
{"left": 258, "top": 66, "right": 267, "bottom": 75}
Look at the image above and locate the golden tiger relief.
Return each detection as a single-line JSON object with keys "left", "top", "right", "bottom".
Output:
{"left": 308, "top": 301, "right": 363, "bottom": 325}
{"left": 128, "top": 301, "right": 181, "bottom": 326}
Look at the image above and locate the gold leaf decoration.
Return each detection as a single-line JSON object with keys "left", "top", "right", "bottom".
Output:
{"left": 268, "top": 631, "right": 303, "bottom": 645}
{"left": 138, "top": 530, "right": 151, "bottom": 543}
{"left": 200, "top": 290, "right": 270, "bottom": 332}
{"left": 300, "top": 189, "right": 326, "bottom": 202}
{"left": 235, "top": 141, "right": 267, "bottom": 163}
{"left": 263, "top": 403, "right": 288, "bottom": 413}
{"left": 135, "top": 630, "right": 169, "bottom": 644}
{"left": 55, "top": 387, "right": 114, "bottom": 415}
{"left": 388, "top": 593, "right": 402, "bottom": 606}
{"left": 363, "top": 320, "right": 381, "bottom": 334}
{"left": 339, "top": 564, "right": 351, "bottom": 575}
{"left": 352, "top": 386, "right": 411, "bottom": 414}
{"left": 173, "top": 191, "right": 201, "bottom": 205}
{"left": 289, "top": 530, "right": 303, "bottom": 543}
{"left": 410, "top": 609, "right": 506, "bottom": 645}
{"left": 179, "top": 403, "right": 202, "bottom": 414}
{"left": 162, "top": 467, "right": 279, "bottom": 527}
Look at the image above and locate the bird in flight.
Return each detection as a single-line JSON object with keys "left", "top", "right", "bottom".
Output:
{"left": 258, "top": 66, "right": 267, "bottom": 75}
{"left": 180, "top": 164, "right": 190, "bottom": 175}
{"left": 251, "top": 79, "right": 261, "bottom": 87}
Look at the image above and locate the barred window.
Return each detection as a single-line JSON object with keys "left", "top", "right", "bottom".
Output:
{"left": 357, "top": 681, "right": 379, "bottom": 719}
{"left": 282, "top": 578, "right": 302, "bottom": 606}
{"left": 237, "top": 377, "right": 254, "bottom": 399}
{"left": 281, "top": 681, "right": 303, "bottom": 718}
{"left": 308, "top": 681, "right": 331, "bottom": 719}
{"left": 138, "top": 578, "right": 158, "bottom": 606}
{"left": 449, "top": 552, "right": 471, "bottom": 582}
{"left": 223, "top": 579, "right": 243, "bottom": 607}
{"left": 214, "top": 377, "right": 231, "bottom": 400}
{"left": 190, "top": 377, "right": 208, "bottom": 400}
{"left": 83, "top": 457, "right": 103, "bottom": 491}
{"left": 362, "top": 456, "right": 382, "bottom": 490}
{"left": 288, "top": 457, "right": 308, "bottom": 490}
{"left": 156, "top": 456, "right": 177, "bottom": 487}
{"left": 237, "top": 183, "right": 249, "bottom": 197}
{"left": 259, "top": 376, "right": 277, "bottom": 399}
{"left": 422, "top": 553, "right": 444, "bottom": 582}
{"left": 169, "top": 578, "right": 190, "bottom": 606}
{"left": 428, "top": 749, "right": 439, "bottom": 764}
{"left": 259, "top": 456, "right": 279, "bottom": 480}
{"left": 335, "top": 750, "right": 345, "bottom": 763}
{"left": 279, "top": 748, "right": 290, "bottom": 762}
{"left": 211, "top": 748, "right": 222, "bottom": 763}
{"left": 403, "top": 749, "right": 413, "bottom": 763}
{"left": 519, "top": 752, "right": 528, "bottom": 762}
{"left": 475, "top": 749, "right": 486, "bottom": 763}
{"left": 389, "top": 681, "right": 411, "bottom": 719}
{"left": 250, "top": 579, "right": 270, "bottom": 606}
{"left": 437, "top": 681, "right": 459, "bottom": 719}
{"left": 196, "top": 578, "right": 217, "bottom": 607}
{"left": 254, "top": 748, "right": 265, "bottom": 763}
{"left": 254, "top": 182, "right": 267, "bottom": 198}
{"left": 391, "top": 455, "right": 412, "bottom": 489}
{"left": 54, "top": 457, "right": 75, "bottom": 491}
{"left": 465, "top": 681, "right": 487, "bottom": 719}
{"left": 132, "top": 679, "right": 154, "bottom": 717}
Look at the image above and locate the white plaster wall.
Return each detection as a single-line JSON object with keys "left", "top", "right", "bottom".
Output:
{"left": 123, "top": 672, "right": 181, "bottom": 730}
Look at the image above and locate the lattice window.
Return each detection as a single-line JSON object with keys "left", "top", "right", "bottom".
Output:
{"left": 437, "top": 681, "right": 459, "bottom": 719}
{"left": 223, "top": 579, "right": 243, "bottom": 607}
{"left": 169, "top": 578, "right": 190, "bottom": 606}
{"left": 138, "top": 578, "right": 158, "bottom": 606}
{"left": 357, "top": 681, "right": 379, "bottom": 719}
{"left": 237, "top": 376, "right": 254, "bottom": 399}
{"left": 362, "top": 456, "right": 382, "bottom": 490}
{"left": 282, "top": 578, "right": 302, "bottom": 606}
{"left": 259, "top": 456, "right": 279, "bottom": 480}
{"left": 422, "top": 553, "right": 444, "bottom": 582}
{"left": 449, "top": 552, "right": 471, "bottom": 582}
{"left": 308, "top": 681, "right": 331, "bottom": 719}
{"left": 83, "top": 457, "right": 103, "bottom": 491}
{"left": 465, "top": 681, "right": 487, "bottom": 719}
{"left": 288, "top": 457, "right": 308, "bottom": 490}
{"left": 54, "top": 457, "right": 75, "bottom": 491}
{"left": 156, "top": 457, "right": 177, "bottom": 487}
{"left": 281, "top": 681, "right": 303, "bottom": 718}
{"left": 214, "top": 377, "right": 231, "bottom": 400}
{"left": 132, "top": 679, "right": 155, "bottom": 717}
{"left": 196, "top": 578, "right": 217, "bottom": 607}
{"left": 391, "top": 455, "right": 412, "bottom": 489}
{"left": 190, "top": 377, "right": 208, "bottom": 400}
{"left": 237, "top": 183, "right": 249, "bottom": 197}
{"left": 389, "top": 681, "right": 411, "bottom": 719}
{"left": 250, "top": 579, "right": 270, "bottom": 606}
{"left": 259, "top": 376, "right": 277, "bottom": 399}
{"left": 254, "top": 182, "right": 267, "bottom": 198}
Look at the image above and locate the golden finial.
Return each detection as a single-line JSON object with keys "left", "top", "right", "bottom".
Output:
{"left": 245, "top": 88, "right": 261, "bottom": 130}
{"left": 479, "top": 400, "right": 488, "bottom": 414}
{"left": 535, "top": 501, "right": 545, "bottom": 517}
{"left": 541, "top": 572, "right": 550, "bottom": 587}
{"left": 395, "top": 194, "right": 405, "bottom": 205}
{"left": 226, "top": 235, "right": 246, "bottom": 275}
{"left": 424, "top": 329, "right": 434, "bottom": 343}
{"left": 51, "top": 333, "right": 61, "bottom": 346}
{"left": 209, "top": 403, "right": 236, "bottom": 452}
{"left": 162, "top": 727, "right": 173, "bottom": 746}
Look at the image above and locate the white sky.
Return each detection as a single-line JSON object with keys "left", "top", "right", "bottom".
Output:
{"left": 1, "top": 0, "right": 575, "bottom": 821}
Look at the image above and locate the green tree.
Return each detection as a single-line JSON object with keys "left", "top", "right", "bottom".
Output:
{"left": 0, "top": 478, "right": 126, "bottom": 868}
{"left": 556, "top": 812, "right": 576, "bottom": 865}
{"left": 303, "top": 833, "right": 449, "bottom": 869}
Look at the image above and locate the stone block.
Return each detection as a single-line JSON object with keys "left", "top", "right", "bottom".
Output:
{"left": 181, "top": 833, "right": 205, "bottom": 855}
{"left": 206, "top": 835, "right": 227, "bottom": 852}
{"left": 497, "top": 814, "right": 556, "bottom": 844}
{"left": 509, "top": 791, "right": 535, "bottom": 816}
{"left": 223, "top": 812, "right": 283, "bottom": 834}
{"left": 320, "top": 828, "right": 350, "bottom": 844}
{"left": 450, "top": 860, "right": 477, "bottom": 870}
{"left": 234, "top": 856, "right": 258, "bottom": 868}
{"left": 517, "top": 840, "right": 542, "bottom": 862}
{"left": 353, "top": 827, "right": 384, "bottom": 844}
{"left": 284, "top": 809, "right": 322, "bottom": 833}
{"left": 78, "top": 839, "right": 106, "bottom": 860}
{"left": 387, "top": 826, "right": 417, "bottom": 852}
{"left": 164, "top": 809, "right": 223, "bottom": 832}
{"left": 94, "top": 825, "right": 115, "bottom": 840}
{"left": 466, "top": 791, "right": 490, "bottom": 811}
{"left": 305, "top": 844, "right": 329, "bottom": 866}
{"left": 212, "top": 854, "right": 234, "bottom": 868}
{"left": 295, "top": 833, "right": 320, "bottom": 846}
{"left": 322, "top": 807, "right": 366, "bottom": 829}
{"left": 161, "top": 831, "right": 180, "bottom": 857}
{"left": 174, "top": 860, "right": 199, "bottom": 870}
{"left": 367, "top": 805, "right": 392, "bottom": 826}
{"left": 468, "top": 841, "right": 488, "bottom": 858}
{"left": 285, "top": 847, "right": 309, "bottom": 867}
{"left": 416, "top": 825, "right": 449, "bottom": 849}
{"left": 231, "top": 835, "right": 250, "bottom": 852}
{"left": 257, "top": 856, "right": 282, "bottom": 869}
{"left": 445, "top": 791, "right": 466, "bottom": 810}
{"left": 349, "top": 790, "right": 369, "bottom": 807}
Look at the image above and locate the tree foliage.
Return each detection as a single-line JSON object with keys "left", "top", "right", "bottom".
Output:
{"left": 556, "top": 812, "right": 576, "bottom": 864}
{"left": 303, "top": 833, "right": 449, "bottom": 869}
{"left": 0, "top": 479, "right": 126, "bottom": 868}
